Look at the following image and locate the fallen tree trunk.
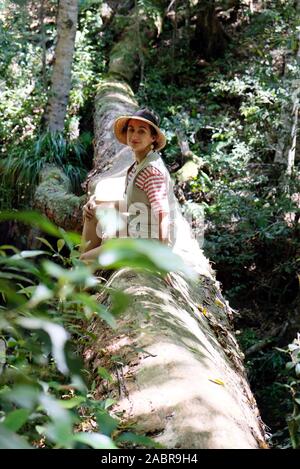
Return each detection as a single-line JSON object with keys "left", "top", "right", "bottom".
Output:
{"left": 84, "top": 6, "right": 162, "bottom": 195}
{"left": 81, "top": 5, "right": 267, "bottom": 450}
{"left": 85, "top": 268, "right": 267, "bottom": 448}
{"left": 34, "top": 164, "right": 84, "bottom": 232}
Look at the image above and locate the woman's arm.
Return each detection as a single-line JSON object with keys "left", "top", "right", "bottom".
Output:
{"left": 158, "top": 211, "right": 170, "bottom": 245}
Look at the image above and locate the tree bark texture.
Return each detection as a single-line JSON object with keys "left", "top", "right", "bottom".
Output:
{"left": 84, "top": 268, "right": 267, "bottom": 448}
{"left": 34, "top": 164, "right": 84, "bottom": 231}
{"left": 44, "top": 0, "right": 79, "bottom": 132}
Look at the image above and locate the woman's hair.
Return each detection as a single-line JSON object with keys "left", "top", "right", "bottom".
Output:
{"left": 121, "top": 108, "right": 159, "bottom": 149}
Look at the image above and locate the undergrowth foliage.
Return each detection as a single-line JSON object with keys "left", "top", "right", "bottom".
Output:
{"left": 0, "top": 0, "right": 106, "bottom": 210}
{"left": 283, "top": 334, "right": 300, "bottom": 449}
{"left": 2, "top": 131, "right": 90, "bottom": 198}
{"left": 0, "top": 211, "right": 188, "bottom": 449}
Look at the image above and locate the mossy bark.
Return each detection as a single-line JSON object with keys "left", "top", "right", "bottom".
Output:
{"left": 34, "top": 165, "right": 85, "bottom": 232}
{"left": 85, "top": 269, "right": 267, "bottom": 448}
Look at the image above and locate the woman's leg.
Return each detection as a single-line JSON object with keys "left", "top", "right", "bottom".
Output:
{"left": 79, "top": 243, "right": 105, "bottom": 262}
{"left": 80, "top": 215, "right": 102, "bottom": 255}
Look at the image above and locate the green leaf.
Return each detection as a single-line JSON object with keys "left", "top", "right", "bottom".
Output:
{"left": 36, "top": 237, "right": 55, "bottom": 252}
{"left": 0, "top": 271, "right": 33, "bottom": 283}
{"left": 2, "top": 385, "right": 40, "bottom": 410}
{"left": 0, "top": 424, "right": 32, "bottom": 449}
{"left": 39, "top": 394, "right": 74, "bottom": 447}
{"left": 42, "top": 261, "right": 66, "bottom": 278}
{"left": 0, "top": 245, "right": 19, "bottom": 254}
{"left": 98, "top": 238, "right": 194, "bottom": 278}
{"left": 96, "top": 411, "right": 119, "bottom": 436}
{"left": 43, "top": 261, "right": 92, "bottom": 285}
{"left": 0, "top": 211, "right": 61, "bottom": 237}
{"left": 74, "top": 432, "right": 117, "bottom": 449}
{"left": 28, "top": 284, "right": 53, "bottom": 307}
{"left": 0, "top": 257, "right": 40, "bottom": 277}
{"left": 57, "top": 239, "right": 65, "bottom": 253}
{"left": 102, "top": 399, "right": 116, "bottom": 410}
{"left": 61, "top": 231, "right": 81, "bottom": 250}
{"left": 199, "top": 170, "right": 212, "bottom": 187}
{"left": 96, "top": 308, "right": 116, "bottom": 329}
{"left": 10, "top": 250, "right": 47, "bottom": 260}
{"left": 73, "top": 293, "right": 116, "bottom": 327}
{"left": 18, "top": 318, "right": 70, "bottom": 375}
{"left": 116, "top": 431, "right": 163, "bottom": 448}
{"left": 97, "top": 367, "right": 113, "bottom": 383}
{"left": 17, "top": 285, "right": 36, "bottom": 297}
{"left": 3, "top": 409, "right": 30, "bottom": 432}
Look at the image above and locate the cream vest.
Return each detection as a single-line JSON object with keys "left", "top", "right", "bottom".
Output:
{"left": 124, "top": 151, "right": 178, "bottom": 246}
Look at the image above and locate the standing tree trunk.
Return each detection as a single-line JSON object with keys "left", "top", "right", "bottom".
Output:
{"left": 39, "top": 0, "right": 47, "bottom": 89}
{"left": 43, "top": 0, "right": 78, "bottom": 132}
{"left": 32, "top": 0, "right": 81, "bottom": 233}
{"left": 191, "top": 0, "right": 229, "bottom": 59}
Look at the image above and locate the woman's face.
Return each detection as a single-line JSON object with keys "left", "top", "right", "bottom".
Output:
{"left": 126, "top": 119, "right": 156, "bottom": 152}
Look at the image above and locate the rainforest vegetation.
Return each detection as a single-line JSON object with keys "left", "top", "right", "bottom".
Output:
{"left": 0, "top": 0, "right": 299, "bottom": 450}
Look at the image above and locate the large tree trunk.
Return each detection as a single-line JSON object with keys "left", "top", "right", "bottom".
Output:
{"left": 85, "top": 270, "right": 267, "bottom": 448}
{"left": 80, "top": 5, "right": 267, "bottom": 450}
{"left": 190, "top": 0, "right": 229, "bottom": 59}
{"left": 43, "top": 0, "right": 79, "bottom": 132}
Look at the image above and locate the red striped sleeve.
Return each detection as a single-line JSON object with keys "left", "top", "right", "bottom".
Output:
{"left": 136, "top": 166, "right": 169, "bottom": 215}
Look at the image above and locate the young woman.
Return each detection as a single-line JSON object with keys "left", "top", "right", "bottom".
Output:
{"left": 80, "top": 108, "right": 177, "bottom": 261}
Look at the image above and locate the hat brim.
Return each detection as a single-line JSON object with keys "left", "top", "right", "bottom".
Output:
{"left": 113, "top": 115, "right": 166, "bottom": 151}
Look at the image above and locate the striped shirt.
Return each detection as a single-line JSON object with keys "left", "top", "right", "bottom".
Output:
{"left": 127, "top": 163, "right": 169, "bottom": 215}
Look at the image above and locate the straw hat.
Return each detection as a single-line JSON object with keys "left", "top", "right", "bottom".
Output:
{"left": 113, "top": 108, "right": 166, "bottom": 151}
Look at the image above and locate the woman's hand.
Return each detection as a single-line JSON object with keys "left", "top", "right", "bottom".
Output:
{"left": 83, "top": 195, "right": 97, "bottom": 221}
